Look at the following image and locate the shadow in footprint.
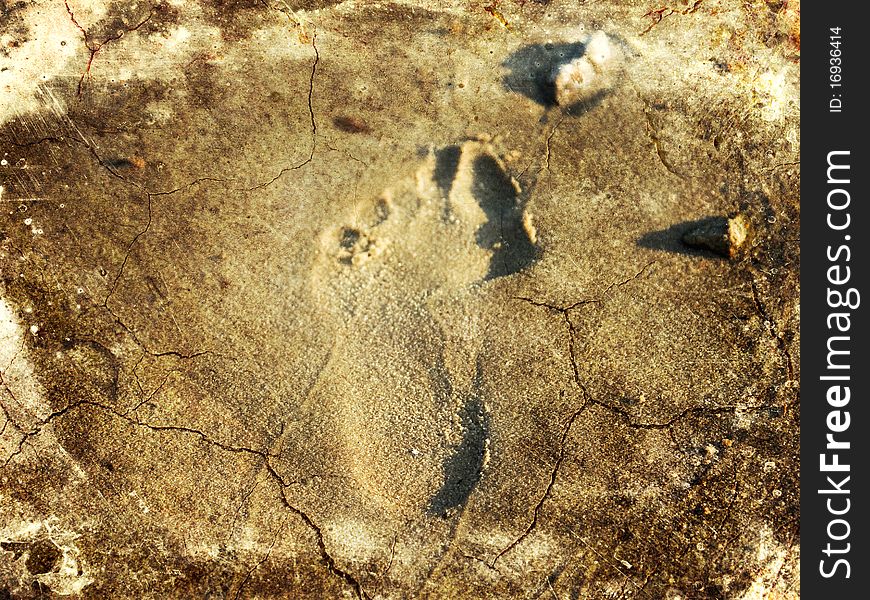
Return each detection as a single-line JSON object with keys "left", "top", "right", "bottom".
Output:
{"left": 427, "top": 365, "right": 488, "bottom": 517}
{"left": 637, "top": 217, "right": 729, "bottom": 258}
{"left": 472, "top": 155, "right": 538, "bottom": 279}
{"left": 502, "top": 42, "right": 587, "bottom": 106}
{"left": 434, "top": 145, "right": 462, "bottom": 197}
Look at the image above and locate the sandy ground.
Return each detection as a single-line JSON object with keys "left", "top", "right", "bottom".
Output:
{"left": 1, "top": 1, "right": 799, "bottom": 598}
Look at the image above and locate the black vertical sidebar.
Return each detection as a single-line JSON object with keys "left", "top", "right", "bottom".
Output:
{"left": 802, "top": 2, "right": 869, "bottom": 596}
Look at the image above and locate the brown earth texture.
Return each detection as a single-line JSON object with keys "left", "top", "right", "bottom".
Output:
{"left": 0, "top": 1, "right": 799, "bottom": 598}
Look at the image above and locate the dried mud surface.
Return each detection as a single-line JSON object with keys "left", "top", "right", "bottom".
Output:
{"left": 1, "top": 1, "right": 799, "bottom": 598}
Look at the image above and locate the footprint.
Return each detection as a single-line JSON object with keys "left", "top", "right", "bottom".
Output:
{"left": 309, "top": 140, "right": 533, "bottom": 516}
{"left": 313, "top": 139, "right": 538, "bottom": 319}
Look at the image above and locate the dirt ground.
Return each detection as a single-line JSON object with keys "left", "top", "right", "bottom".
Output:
{"left": 1, "top": 1, "right": 799, "bottom": 598}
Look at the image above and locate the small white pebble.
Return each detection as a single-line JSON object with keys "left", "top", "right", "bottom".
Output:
{"left": 29, "top": 324, "right": 39, "bottom": 335}
{"left": 551, "top": 31, "right": 622, "bottom": 107}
